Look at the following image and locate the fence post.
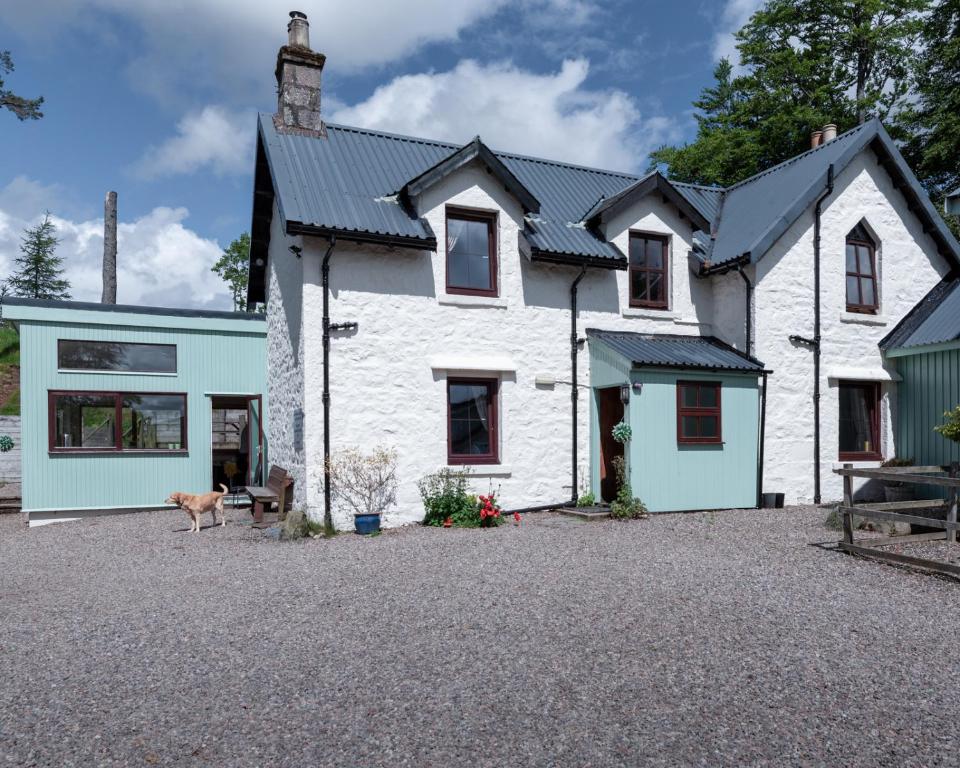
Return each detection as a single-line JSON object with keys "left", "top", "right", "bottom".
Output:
{"left": 842, "top": 462, "right": 854, "bottom": 545}
{"left": 947, "top": 462, "right": 959, "bottom": 544}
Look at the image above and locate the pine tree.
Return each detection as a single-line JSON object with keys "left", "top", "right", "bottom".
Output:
{"left": 9, "top": 213, "right": 71, "bottom": 300}
{"left": 1, "top": 51, "right": 43, "bottom": 121}
{"left": 211, "top": 233, "right": 251, "bottom": 311}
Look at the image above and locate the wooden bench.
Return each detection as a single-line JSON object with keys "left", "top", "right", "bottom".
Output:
{"left": 245, "top": 465, "right": 293, "bottom": 524}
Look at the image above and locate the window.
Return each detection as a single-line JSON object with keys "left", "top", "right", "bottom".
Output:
{"left": 629, "top": 232, "right": 669, "bottom": 309}
{"left": 447, "top": 378, "right": 498, "bottom": 464}
{"left": 845, "top": 225, "right": 878, "bottom": 314}
{"left": 676, "top": 381, "right": 721, "bottom": 444}
{"left": 839, "top": 381, "right": 881, "bottom": 460}
{"left": 50, "top": 391, "right": 187, "bottom": 452}
{"left": 445, "top": 208, "right": 497, "bottom": 296}
{"left": 58, "top": 340, "right": 177, "bottom": 374}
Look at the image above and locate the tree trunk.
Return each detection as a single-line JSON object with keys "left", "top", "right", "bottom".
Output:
{"left": 101, "top": 190, "right": 118, "bottom": 304}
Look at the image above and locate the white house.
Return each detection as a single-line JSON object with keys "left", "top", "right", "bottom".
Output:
{"left": 248, "top": 12, "right": 960, "bottom": 529}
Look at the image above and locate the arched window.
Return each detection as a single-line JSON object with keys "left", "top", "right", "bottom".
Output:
{"left": 845, "top": 223, "right": 878, "bottom": 314}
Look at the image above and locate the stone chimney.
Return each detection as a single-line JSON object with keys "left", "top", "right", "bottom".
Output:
{"left": 274, "top": 11, "right": 326, "bottom": 135}
{"left": 810, "top": 130, "right": 823, "bottom": 149}
{"left": 821, "top": 123, "right": 837, "bottom": 143}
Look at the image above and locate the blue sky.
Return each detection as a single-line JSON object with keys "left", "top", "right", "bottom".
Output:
{"left": 0, "top": 0, "right": 759, "bottom": 309}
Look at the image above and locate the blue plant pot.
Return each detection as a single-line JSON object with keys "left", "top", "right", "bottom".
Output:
{"left": 354, "top": 513, "right": 381, "bottom": 535}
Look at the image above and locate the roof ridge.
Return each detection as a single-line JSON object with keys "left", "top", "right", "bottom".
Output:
{"left": 725, "top": 119, "right": 876, "bottom": 192}
{"left": 670, "top": 180, "right": 725, "bottom": 192}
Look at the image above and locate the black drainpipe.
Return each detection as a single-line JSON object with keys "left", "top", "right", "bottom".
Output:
{"left": 757, "top": 371, "right": 768, "bottom": 508}
{"left": 737, "top": 263, "right": 753, "bottom": 356}
{"left": 321, "top": 235, "right": 336, "bottom": 532}
{"left": 570, "top": 265, "right": 588, "bottom": 503}
{"left": 811, "top": 164, "right": 834, "bottom": 505}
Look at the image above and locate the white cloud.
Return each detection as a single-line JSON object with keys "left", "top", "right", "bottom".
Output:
{"left": 135, "top": 105, "right": 253, "bottom": 178}
{"left": 712, "top": 0, "right": 764, "bottom": 67}
{"left": 331, "top": 59, "right": 676, "bottom": 173}
{"left": 0, "top": 182, "right": 230, "bottom": 309}
{"left": 0, "top": 1, "right": 514, "bottom": 104}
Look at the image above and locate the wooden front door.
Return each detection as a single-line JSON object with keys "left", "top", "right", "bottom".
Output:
{"left": 597, "top": 386, "right": 624, "bottom": 502}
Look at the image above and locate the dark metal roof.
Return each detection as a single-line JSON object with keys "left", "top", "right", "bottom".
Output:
{"left": 581, "top": 172, "right": 712, "bottom": 232}
{"left": 880, "top": 275, "right": 960, "bottom": 351}
{"left": 0, "top": 296, "right": 265, "bottom": 321}
{"left": 707, "top": 119, "right": 960, "bottom": 269}
{"left": 587, "top": 329, "right": 767, "bottom": 372}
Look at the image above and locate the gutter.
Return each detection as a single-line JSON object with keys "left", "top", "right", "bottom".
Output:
{"left": 321, "top": 235, "right": 337, "bottom": 532}
{"left": 757, "top": 372, "right": 768, "bottom": 508}
{"left": 737, "top": 264, "right": 753, "bottom": 356}
{"left": 811, "top": 164, "right": 835, "bottom": 505}
{"left": 287, "top": 222, "right": 437, "bottom": 252}
{"left": 570, "top": 265, "right": 588, "bottom": 504}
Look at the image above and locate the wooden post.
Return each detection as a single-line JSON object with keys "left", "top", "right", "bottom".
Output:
{"left": 945, "top": 462, "right": 958, "bottom": 544}
{"left": 101, "top": 190, "right": 117, "bottom": 304}
{"left": 842, "top": 463, "right": 854, "bottom": 544}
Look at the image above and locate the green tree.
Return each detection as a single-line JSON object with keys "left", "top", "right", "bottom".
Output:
{"left": 1, "top": 51, "right": 43, "bottom": 120}
{"left": 651, "top": 0, "right": 928, "bottom": 186}
{"left": 8, "top": 213, "right": 70, "bottom": 300}
{"left": 898, "top": 0, "right": 960, "bottom": 233}
{"left": 212, "top": 233, "right": 251, "bottom": 311}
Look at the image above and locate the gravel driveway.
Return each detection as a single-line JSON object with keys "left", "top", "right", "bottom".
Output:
{"left": 2, "top": 506, "right": 959, "bottom": 767}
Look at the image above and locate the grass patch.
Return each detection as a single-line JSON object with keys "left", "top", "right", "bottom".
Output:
{"left": 0, "top": 387, "right": 19, "bottom": 416}
{"left": 0, "top": 325, "right": 19, "bottom": 366}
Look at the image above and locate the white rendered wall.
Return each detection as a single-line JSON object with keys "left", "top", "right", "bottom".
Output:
{"left": 265, "top": 201, "right": 308, "bottom": 508}
{"left": 290, "top": 161, "right": 708, "bottom": 528}
{"left": 754, "top": 151, "right": 951, "bottom": 504}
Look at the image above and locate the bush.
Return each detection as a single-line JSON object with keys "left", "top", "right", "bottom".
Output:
{"left": 935, "top": 406, "right": 960, "bottom": 443}
{"left": 576, "top": 491, "right": 596, "bottom": 508}
{"left": 609, "top": 456, "right": 648, "bottom": 520}
{"left": 419, "top": 468, "right": 476, "bottom": 526}
{"left": 0, "top": 435, "right": 13, "bottom": 453}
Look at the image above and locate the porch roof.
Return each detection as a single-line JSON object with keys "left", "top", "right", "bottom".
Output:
{"left": 587, "top": 329, "right": 767, "bottom": 373}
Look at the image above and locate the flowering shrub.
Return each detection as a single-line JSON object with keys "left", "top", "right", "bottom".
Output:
{"left": 935, "top": 405, "right": 960, "bottom": 443}
{"left": 419, "top": 468, "right": 475, "bottom": 526}
{"left": 477, "top": 493, "right": 503, "bottom": 527}
{"left": 609, "top": 456, "right": 649, "bottom": 520}
{"left": 611, "top": 421, "right": 632, "bottom": 444}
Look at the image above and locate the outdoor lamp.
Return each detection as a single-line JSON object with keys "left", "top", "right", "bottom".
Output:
{"left": 620, "top": 384, "right": 630, "bottom": 404}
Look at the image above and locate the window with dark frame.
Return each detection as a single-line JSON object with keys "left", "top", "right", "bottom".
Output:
{"left": 49, "top": 391, "right": 187, "bottom": 452}
{"left": 447, "top": 378, "right": 498, "bottom": 464}
{"left": 676, "top": 381, "right": 722, "bottom": 444}
{"left": 445, "top": 207, "right": 497, "bottom": 296}
{"left": 839, "top": 381, "right": 882, "bottom": 460}
{"left": 629, "top": 232, "right": 669, "bottom": 309}
{"left": 845, "top": 224, "right": 878, "bottom": 314}
{"left": 57, "top": 339, "right": 177, "bottom": 374}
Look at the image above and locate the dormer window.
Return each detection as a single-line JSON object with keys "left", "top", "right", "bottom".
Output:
{"left": 845, "top": 224, "right": 878, "bottom": 314}
{"left": 446, "top": 207, "right": 497, "bottom": 296}
{"left": 629, "top": 232, "right": 669, "bottom": 309}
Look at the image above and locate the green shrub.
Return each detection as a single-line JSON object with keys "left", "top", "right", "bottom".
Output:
{"left": 611, "top": 421, "right": 632, "bottom": 444}
{"left": 0, "top": 435, "right": 13, "bottom": 453}
{"left": 576, "top": 491, "right": 596, "bottom": 508}
{"left": 935, "top": 406, "right": 960, "bottom": 443}
{"left": 609, "top": 456, "right": 648, "bottom": 520}
{"left": 418, "top": 468, "right": 476, "bottom": 526}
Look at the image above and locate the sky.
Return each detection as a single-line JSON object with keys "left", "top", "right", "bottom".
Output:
{"left": 0, "top": 0, "right": 762, "bottom": 309}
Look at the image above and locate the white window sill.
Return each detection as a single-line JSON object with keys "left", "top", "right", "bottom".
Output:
{"left": 839, "top": 312, "right": 887, "bottom": 326}
{"left": 449, "top": 465, "right": 512, "bottom": 477}
{"left": 438, "top": 294, "right": 507, "bottom": 309}
{"left": 832, "top": 460, "right": 883, "bottom": 470}
{"left": 58, "top": 369, "right": 178, "bottom": 377}
{"left": 622, "top": 307, "right": 678, "bottom": 321}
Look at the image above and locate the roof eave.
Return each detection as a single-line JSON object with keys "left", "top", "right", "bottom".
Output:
{"left": 285, "top": 222, "right": 438, "bottom": 251}
{"left": 583, "top": 173, "right": 712, "bottom": 233}
{"left": 529, "top": 246, "right": 626, "bottom": 270}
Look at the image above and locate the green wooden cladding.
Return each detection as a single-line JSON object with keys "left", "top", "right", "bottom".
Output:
{"left": 589, "top": 340, "right": 761, "bottom": 512}
{"left": 8, "top": 305, "right": 267, "bottom": 514}
{"left": 895, "top": 346, "right": 960, "bottom": 475}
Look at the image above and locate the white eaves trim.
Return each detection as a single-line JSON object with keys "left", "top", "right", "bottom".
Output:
{"left": 827, "top": 366, "right": 902, "bottom": 383}
{"left": 429, "top": 355, "right": 517, "bottom": 373}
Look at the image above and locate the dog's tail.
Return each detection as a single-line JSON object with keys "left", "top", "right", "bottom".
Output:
{"left": 219, "top": 483, "right": 229, "bottom": 494}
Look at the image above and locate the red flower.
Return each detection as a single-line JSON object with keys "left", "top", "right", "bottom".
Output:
{"left": 513, "top": 512, "right": 521, "bottom": 523}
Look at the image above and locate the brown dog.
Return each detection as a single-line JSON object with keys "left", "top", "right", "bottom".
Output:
{"left": 165, "top": 484, "right": 229, "bottom": 532}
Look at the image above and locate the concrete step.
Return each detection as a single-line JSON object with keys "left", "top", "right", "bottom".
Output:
{"left": 559, "top": 506, "right": 611, "bottom": 521}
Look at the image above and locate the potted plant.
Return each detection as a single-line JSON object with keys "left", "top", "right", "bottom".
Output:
{"left": 326, "top": 446, "right": 398, "bottom": 534}
{"left": 880, "top": 457, "right": 915, "bottom": 502}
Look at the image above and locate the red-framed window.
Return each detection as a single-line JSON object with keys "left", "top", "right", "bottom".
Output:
{"left": 629, "top": 232, "right": 669, "bottom": 309}
{"left": 839, "top": 381, "right": 882, "bottom": 461}
{"left": 445, "top": 207, "right": 498, "bottom": 296}
{"left": 49, "top": 391, "right": 188, "bottom": 453}
{"left": 57, "top": 339, "right": 177, "bottom": 374}
{"left": 676, "top": 381, "right": 722, "bottom": 444}
{"left": 447, "top": 378, "right": 498, "bottom": 464}
{"left": 845, "top": 225, "right": 878, "bottom": 314}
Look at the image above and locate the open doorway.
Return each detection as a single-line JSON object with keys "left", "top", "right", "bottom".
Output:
{"left": 597, "top": 386, "right": 625, "bottom": 503}
{"left": 211, "top": 395, "right": 263, "bottom": 492}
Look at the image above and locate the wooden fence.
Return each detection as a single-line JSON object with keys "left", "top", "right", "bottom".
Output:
{"left": 836, "top": 462, "right": 960, "bottom": 577}
{"left": 0, "top": 415, "right": 21, "bottom": 484}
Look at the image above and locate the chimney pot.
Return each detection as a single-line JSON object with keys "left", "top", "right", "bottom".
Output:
{"left": 811, "top": 130, "right": 823, "bottom": 149}
{"left": 822, "top": 123, "right": 837, "bottom": 143}
{"left": 288, "top": 10, "right": 310, "bottom": 48}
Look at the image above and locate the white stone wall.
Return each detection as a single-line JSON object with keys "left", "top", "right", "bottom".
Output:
{"left": 755, "top": 152, "right": 951, "bottom": 504}
{"left": 265, "top": 200, "right": 308, "bottom": 509}
{"left": 291, "top": 161, "right": 706, "bottom": 528}
{"left": 710, "top": 268, "right": 753, "bottom": 356}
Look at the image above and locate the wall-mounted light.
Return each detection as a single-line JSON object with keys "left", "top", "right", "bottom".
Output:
{"left": 620, "top": 384, "right": 630, "bottom": 404}
{"left": 632, "top": 382, "right": 643, "bottom": 395}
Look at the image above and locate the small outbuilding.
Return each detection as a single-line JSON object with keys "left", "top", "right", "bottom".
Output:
{"left": 2, "top": 298, "right": 267, "bottom": 525}
{"left": 588, "top": 330, "right": 768, "bottom": 512}
{"left": 882, "top": 275, "right": 960, "bottom": 472}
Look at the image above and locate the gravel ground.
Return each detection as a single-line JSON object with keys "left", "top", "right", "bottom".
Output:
{"left": 3, "top": 506, "right": 960, "bottom": 767}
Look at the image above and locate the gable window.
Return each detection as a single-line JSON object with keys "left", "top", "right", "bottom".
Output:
{"left": 58, "top": 340, "right": 177, "bottom": 374}
{"left": 845, "top": 224, "right": 878, "bottom": 314}
{"left": 839, "top": 381, "right": 881, "bottom": 460}
{"left": 446, "top": 207, "right": 497, "bottom": 296}
{"left": 677, "top": 381, "right": 721, "bottom": 444}
{"left": 447, "top": 378, "right": 498, "bottom": 464}
{"left": 50, "top": 391, "right": 187, "bottom": 452}
{"left": 629, "top": 232, "right": 669, "bottom": 309}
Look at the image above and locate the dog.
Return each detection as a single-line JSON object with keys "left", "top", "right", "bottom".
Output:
{"left": 165, "top": 484, "right": 229, "bottom": 532}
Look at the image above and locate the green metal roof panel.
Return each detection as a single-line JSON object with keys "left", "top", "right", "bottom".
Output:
{"left": 587, "top": 329, "right": 766, "bottom": 372}
{"left": 881, "top": 276, "right": 960, "bottom": 351}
